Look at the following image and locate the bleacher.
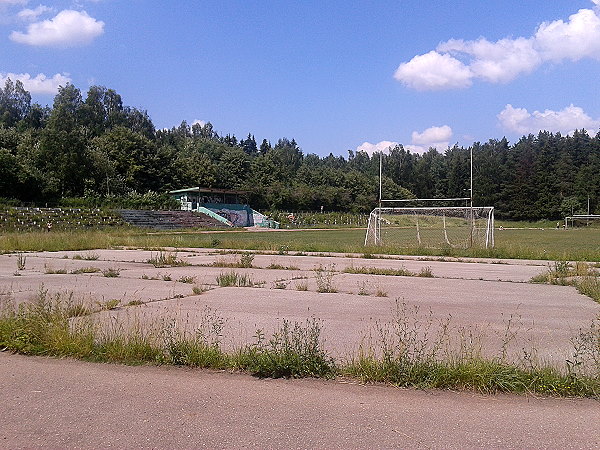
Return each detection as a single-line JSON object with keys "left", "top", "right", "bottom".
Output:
{"left": 0, "top": 207, "right": 229, "bottom": 231}
{"left": 117, "top": 209, "right": 229, "bottom": 230}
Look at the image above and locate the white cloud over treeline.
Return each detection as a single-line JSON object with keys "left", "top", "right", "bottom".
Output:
{"left": 356, "top": 125, "right": 453, "bottom": 155}
{"left": 395, "top": 3, "right": 600, "bottom": 90}
{"left": 498, "top": 104, "right": 600, "bottom": 135}
{"left": 0, "top": 72, "right": 71, "bottom": 94}
{"left": 10, "top": 9, "right": 104, "bottom": 48}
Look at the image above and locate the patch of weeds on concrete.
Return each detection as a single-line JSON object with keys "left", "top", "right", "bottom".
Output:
{"left": 216, "top": 271, "right": 254, "bottom": 287}
{"left": 147, "top": 251, "right": 190, "bottom": 268}
{"left": 44, "top": 264, "right": 67, "bottom": 274}
{"left": 72, "top": 251, "right": 99, "bottom": 261}
{"left": 314, "top": 264, "right": 337, "bottom": 293}
{"left": 102, "top": 267, "right": 120, "bottom": 278}
{"left": 71, "top": 267, "right": 101, "bottom": 274}
{"left": 178, "top": 275, "right": 195, "bottom": 284}
{"left": 95, "top": 299, "right": 120, "bottom": 310}
{"left": 417, "top": 266, "right": 434, "bottom": 278}
{"left": 344, "top": 266, "right": 415, "bottom": 277}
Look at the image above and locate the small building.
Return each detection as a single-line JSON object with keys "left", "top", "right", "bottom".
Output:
{"left": 169, "top": 187, "right": 278, "bottom": 228}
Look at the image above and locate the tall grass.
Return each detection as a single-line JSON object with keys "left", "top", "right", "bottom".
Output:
{"left": 1, "top": 291, "right": 598, "bottom": 397}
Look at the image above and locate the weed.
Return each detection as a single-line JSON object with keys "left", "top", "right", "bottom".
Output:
{"left": 162, "top": 274, "right": 172, "bottom": 281}
{"left": 147, "top": 251, "right": 189, "bottom": 268}
{"left": 357, "top": 281, "right": 369, "bottom": 296}
{"left": 44, "top": 265, "right": 67, "bottom": 274}
{"left": 95, "top": 299, "right": 120, "bottom": 310}
{"left": 375, "top": 287, "right": 388, "bottom": 297}
{"left": 295, "top": 280, "right": 308, "bottom": 291}
{"left": 266, "top": 263, "right": 300, "bottom": 270}
{"left": 141, "top": 274, "right": 149, "bottom": 280}
{"left": 278, "top": 245, "right": 289, "bottom": 255}
{"left": 192, "top": 285, "right": 209, "bottom": 295}
{"left": 314, "top": 264, "right": 337, "bottom": 293}
{"left": 235, "top": 319, "right": 335, "bottom": 378}
{"left": 72, "top": 251, "right": 99, "bottom": 261}
{"left": 66, "top": 303, "right": 92, "bottom": 317}
{"left": 210, "top": 238, "right": 221, "bottom": 248}
{"left": 239, "top": 253, "right": 254, "bottom": 268}
{"left": 102, "top": 267, "right": 120, "bottom": 278}
{"left": 70, "top": 267, "right": 101, "bottom": 274}
{"left": 272, "top": 280, "right": 288, "bottom": 290}
{"left": 178, "top": 275, "right": 195, "bottom": 284}
{"left": 16, "top": 253, "right": 26, "bottom": 270}
{"left": 216, "top": 271, "right": 254, "bottom": 287}
{"left": 344, "top": 266, "right": 415, "bottom": 277}
{"left": 418, "top": 266, "right": 434, "bottom": 278}
{"left": 126, "top": 300, "right": 144, "bottom": 306}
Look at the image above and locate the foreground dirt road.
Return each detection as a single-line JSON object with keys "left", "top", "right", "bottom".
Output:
{"left": 1, "top": 353, "right": 598, "bottom": 449}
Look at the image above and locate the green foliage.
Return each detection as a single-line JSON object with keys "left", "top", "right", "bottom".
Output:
{"left": 216, "top": 271, "right": 254, "bottom": 287}
{"left": 314, "top": 264, "right": 337, "bottom": 293}
{"left": 146, "top": 251, "right": 189, "bottom": 268}
{"left": 236, "top": 319, "right": 336, "bottom": 378}
{"left": 102, "top": 268, "right": 121, "bottom": 278}
{"left": 344, "top": 266, "right": 415, "bottom": 277}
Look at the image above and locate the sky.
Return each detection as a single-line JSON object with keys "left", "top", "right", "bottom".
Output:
{"left": 2, "top": 0, "right": 600, "bottom": 156}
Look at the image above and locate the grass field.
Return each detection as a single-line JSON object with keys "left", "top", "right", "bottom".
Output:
{"left": 0, "top": 225, "right": 599, "bottom": 261}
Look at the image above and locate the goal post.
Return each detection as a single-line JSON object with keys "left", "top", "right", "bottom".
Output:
{"left": 365, "top": 206, "right": 495, "bottom": 249}
{"left": 565, "top": 214, "right": 600, "bottom": 228}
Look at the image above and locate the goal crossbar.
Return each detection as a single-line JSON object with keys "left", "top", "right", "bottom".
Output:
{"left": 365, "top": 206, "right": 495, "bottom": 249}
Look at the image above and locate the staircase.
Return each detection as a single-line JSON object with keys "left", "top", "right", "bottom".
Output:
{"left": 117, "top": 210, "right": 230, "bottom": 230}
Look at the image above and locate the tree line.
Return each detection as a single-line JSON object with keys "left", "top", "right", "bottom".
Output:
{"left": 0, "top": 80, "right": 598, "bottom": 220}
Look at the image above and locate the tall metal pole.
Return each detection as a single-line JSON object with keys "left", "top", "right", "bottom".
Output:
{"left": 378, "top": 151, "right": 383, "bottom": 244}
{"left": 470, "top": 147, "right": 474, "bottom": 247}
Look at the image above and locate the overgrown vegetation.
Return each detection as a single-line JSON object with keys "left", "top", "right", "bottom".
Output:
{"left": 0, "top": 292, "right": 598, "bottom": 397}
{"left": 530, "top": 261, "right": 600, "bottom": 303}
{"left": 216, "top": 271, "right": 255, "bottom": 287}
{"left": 314, "top": 264, "right": 337, "bottom": 293}
{"left": 344, "top": 266, "right": 417, "bottom": 277}
{"left": 146, "top": 251, "right": 189, "bottom": 268}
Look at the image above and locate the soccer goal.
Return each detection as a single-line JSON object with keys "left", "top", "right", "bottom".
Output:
{"left": 565, "top": 214, "right": 600, "bottom": 228}
{"left": 365, "top": 205, "right": 495, "bottom": 249}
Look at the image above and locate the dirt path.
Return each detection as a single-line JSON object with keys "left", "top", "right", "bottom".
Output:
{"left": 1, "top": 353, "right": 598, "bottom": 449}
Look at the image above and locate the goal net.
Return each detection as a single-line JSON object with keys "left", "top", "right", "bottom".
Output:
{"left": 565, "top": 214, "right": 600, "bottom": 228}
{"left": 365, "top": 206, "right": 495, "bottom": 249}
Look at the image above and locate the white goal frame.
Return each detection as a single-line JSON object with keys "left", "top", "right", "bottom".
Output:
{"left": 564, "top": 214, "right": 600, "bottom": 228}
{"left": 365, "top": 205, "right": 495, "bottom": 249}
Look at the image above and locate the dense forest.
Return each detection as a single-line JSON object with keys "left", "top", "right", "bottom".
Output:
{"left": 0, "top": 80, "right": 598, "bottom": 220}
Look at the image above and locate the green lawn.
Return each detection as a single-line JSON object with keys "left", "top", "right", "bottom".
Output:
{"left": 2, "top": 225, "right": 598, "bottom": 261}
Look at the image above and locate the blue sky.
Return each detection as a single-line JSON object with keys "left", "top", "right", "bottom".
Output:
{"left": 2, "top": 0, "right": 600, "bottom": 156}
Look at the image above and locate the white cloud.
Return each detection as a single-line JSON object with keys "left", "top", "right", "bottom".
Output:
{"left": 356, "top": 140, "right": 398, "bottom": 155}
{"left": 394, "top": 51, "right": 472, "bottom": 91}
{"left": 192, "top": 119, "right": 206, "bottom": 127}
{"left": 0, "top": 72, "right": 71, "bottom": 94}
{"left": 406, "top": 125, "right": 453, "bottom": 153}
{"left": 18, "top": 5, "right": 53, "bottom": 21}
{"left": 395, "top": 5, "right": 600, "bottom": 90}
{"left": 535, "top": 8, "right": 600, "bottom": 62}
{"left": 10, "top": 9, "right": 104, "bottom": 48}
{"left": 498, "top": 104, "right": 600, "bottom": 135}
{"left": 411, "top": 125, "right": 452, "bottom": 146}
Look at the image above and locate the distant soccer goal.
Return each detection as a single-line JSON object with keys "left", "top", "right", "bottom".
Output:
{"left": 565, "top": 214, "right": 600, "bottom": 228}
{"left": 365, "top": 206, "right": 495, "bottom": 249}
